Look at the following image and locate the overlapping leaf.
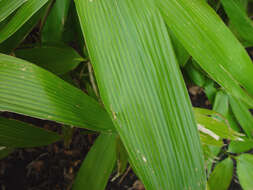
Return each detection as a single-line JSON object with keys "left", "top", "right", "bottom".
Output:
{"left": 221, "top": 0, "right": 253, "bottom": 46}
{"left": 230, "top": 96, "right": 253, "bottom": 138}
{"left": 0, "top": 0, "right": 27, "bottom": 22}
{"left": 0, "top": 0, "right": 49, "bottom": 43}
{"left": 0, "top": 54, "right": 114, "bottom": 131}
{"left": 156, "top": 0, "right": 253, "bottom": 107}
{"left": 0, "top": 6, "right": 46, "bottom": 54}
{"left": 75, "top": 0, "right": 206, "bottom": 189}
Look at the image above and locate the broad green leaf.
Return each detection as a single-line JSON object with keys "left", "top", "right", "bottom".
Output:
{"left": 228, "top": 138, "right": 253, "bottom": 153}
{"left": 237, "top": 154, "right": 253, "bottom": 190}
{"left": 0, "top": 147, "right": 14, "bottom": 159}
{"left": 230, "top": 96, "right": 253, "bottom": 138}
{"left": 0, "top": 116, "right": 61, "bottom": 147}
{"left": 0, "top": 54, "right": 114, "bottom": 132}
{"left": 0, "top": 0, "right": 27, "bottom": 22}
{"left": 221, "top": 0, "right": 253, "bottom": 46}
{"left": 0, "top": 6, "right": 46, "bottom": 54}
{"left": 15, "top": 45, "right": 84, "bottom": 75}
{"left": 72, "top": 133, "right": 117, "bottom": 190}
{"left": 156, "top": 0, "right": 253, "bottom": 107}
{"left": 42, "top": 0, "right": 71, "bottom": 43}
{"left": 208, "top": 157, "right": 233, "bottom": 190}
{"left": 75, "top": 0, "right": 206, "bottom": 189}
{"left": 0, "top": 0, "right": 49, "bottom": 43}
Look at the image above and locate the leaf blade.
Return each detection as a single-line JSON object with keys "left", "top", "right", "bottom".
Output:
{"left": 0, "top": 0, "right": 49, "bottom": 43}
{"left": 157, "top": 0, "right": 253, "bottom": 107}
{"left": 75, "top": 0, "right": 206, "bottom": 189}
{"left": 208, "top": 157, "right": 233, "bottom": 190}
{"left": 0, "top": 0, "right": 27, "bottom": 22}
{"left": 0, "top": 116, "right": 61, "bottom": 147}
{"left": 0, "top": 53, "right": 114, "bottom": 132}
{"left": 73, "top": 133, "right": 117, "bottom": 190}
{"left": 237, "top": 154, "right": 253, "bottom": 190}
{"left": 15, "top": 45, "right": 84, "bottom": 75}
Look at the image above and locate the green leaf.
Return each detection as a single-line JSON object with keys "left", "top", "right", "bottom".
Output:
{"left": 75, "top": 0, "right": 206, "bottom": 189}
{"left": 0, "top": 0, "right": 49, "bottom": 43}
{"left": 0, "top": 53, "right": 114, "bottom": 132}
{"left": 213, "top": 91, "right": 229, "bottom": 115}
{"left": 116, "top": 136, "right": 128, "bottom": 175}
{"left": 199, "top": 133, "right": 223, "bottom": 147}
{"left": 0, "top": 116, "right": 61, "bottom": 147}
{"left": 156, "top": 0, "right": 253, "bottom": 107}
{"left": 72, "top": 133, "right": 117, "bottom": 190}
{"left": 208, "top": 157, "right": 233, "bottom": 190}
{"left": 168, "top": 29, "right": 190, "bottom": 67}
{"left": 15, "top": 45, "right": 84, "bottom": 75}
{"left": 237, "top": 154, "right": 253, "bottom": 190}
{"left": 229, "top": 96, "right": 253, "bottom": 138}
{"left": 203, "top": 80, "right": 217, "bottom": 104}
{"left": 0, "top": 0, "right": 27, "bottom": 22}
{"left": 221, "top": 0, "right": 253, "bottom": 46}
{"left": 195, "top": 112, "right": 243, "bottom": 141}
{"left": 228, "top": 138, "right": 253, "bottom": 153}
{"left": 185, "top": 60, "right": 207, "bottom": 87}
{"left": 0, "top": 5, "right": 46, "bottom": 54}
{"left": 213, "top": 91, "right": 241, "bottom": 132}
{"left": 42, "top": 0, "right": 71, "bottom": 43}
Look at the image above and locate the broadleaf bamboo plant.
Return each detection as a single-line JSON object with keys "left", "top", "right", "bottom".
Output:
{"left": 0, "top": 0, "right": 253, "bottom": 189}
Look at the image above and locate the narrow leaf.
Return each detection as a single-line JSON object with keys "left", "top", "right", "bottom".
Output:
{"left": 75, "top": 0, "right": 206, "bottom": 189}
{"left": 185, "top": 60, "right": 207, "bottom": 87}
{"left": 157, "top": 0, "right": 253, "bottom": 107}
{"left": 0, "top": 54, "right": 114, "bottom": 132}
{"left": 0, "top": 0, "right": 49, "bottom": 43}
{"left": 0, "top": 0, "right": 27, "bottom": 22}
{"left": 169, "top": 29, "right": 190, "bottom": 67}
{"left": 213, "top": 91, "right": 241, "bottom": 131}
{"left": 0, "top": 5, "right": 46, "bottom": 54}
{"left": 228, "top": 138, "right": 253, "bottom": 153}
{"left": 15, "top": 45, "right": 84, "bottom": 75}
{"left": 221, "top": 0, "right": 253, "bottom": 46}
{"left": 73, "top": 133, "right": 117, "bottom": 190}
{"left": 230, "top": 96, "right": 253, "bottom": 138}
{"left": 237, "top": 154, "right": 253, "bottom": 190}
{"left": 42, "top": 0, "right": 71, "bottom": 43}
{"left": 208, "top": 157, "right": 233, "bottom": 190}
{"left": 0, "top": 116, "right": 61, "bottom": 147}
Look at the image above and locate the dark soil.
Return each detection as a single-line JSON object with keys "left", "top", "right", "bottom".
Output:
{"left": 0, "top": 89, "right": 243, "bottom": 190}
